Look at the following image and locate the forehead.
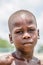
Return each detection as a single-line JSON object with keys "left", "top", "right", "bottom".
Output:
{"left": 11, "top": 14, "right": 36, "bottom": 27}
{"left": 8, "top": 11, "right": 37, "bottom": 32}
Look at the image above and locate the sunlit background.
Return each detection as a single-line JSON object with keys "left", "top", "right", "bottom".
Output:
{"left": 0, "top": 0, "right": 43, "bottom": 57}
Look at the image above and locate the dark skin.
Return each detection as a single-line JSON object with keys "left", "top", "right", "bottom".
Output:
{"left": 0, "top": 10, "right": 41, "bottom": 65}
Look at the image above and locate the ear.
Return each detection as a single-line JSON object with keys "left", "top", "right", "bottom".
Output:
{"left": 9, "top": 34, "right": 13, "bottom": 44}
{"left": 37, "top": 29, "right": 40, "bottom": 39}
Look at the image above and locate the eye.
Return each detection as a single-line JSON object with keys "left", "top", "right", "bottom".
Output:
{"left": 28, "top": 28, "right": 36, "bottom": 33}
{"left": 15, "top": 30, "right": 23, "bottom": 34}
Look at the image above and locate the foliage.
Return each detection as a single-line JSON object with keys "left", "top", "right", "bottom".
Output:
{"left": 37, "top": 45, "right": 43, "bottom": 53}
{"left": 0, "top": 38, "right": 14, "bottom": 52}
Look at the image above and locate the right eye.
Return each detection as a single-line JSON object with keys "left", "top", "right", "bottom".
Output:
{"left": 15, "top": 30, "right": 23, "bottom": 34}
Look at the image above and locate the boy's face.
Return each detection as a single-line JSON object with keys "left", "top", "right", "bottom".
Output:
{"left": 9, "top": 14, "right": 39, "bottom": 53}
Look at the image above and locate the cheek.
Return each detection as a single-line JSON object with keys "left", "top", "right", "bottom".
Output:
{"left": 12, "top": 35, "right": 22, "bottom": 44}
{"left": 12, "top": 35, "right": 24, "bottom": 49}
{"left": 32, "top": 32, "right": 38, "bottom": 45}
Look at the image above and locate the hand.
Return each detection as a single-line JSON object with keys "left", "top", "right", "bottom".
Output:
{"left": 0, "top": 54, "right": 14, "bottom": 65}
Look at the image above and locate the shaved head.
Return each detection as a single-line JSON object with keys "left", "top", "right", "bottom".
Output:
{"left": 8, "top": 10, "right": 37, "bottom": 33}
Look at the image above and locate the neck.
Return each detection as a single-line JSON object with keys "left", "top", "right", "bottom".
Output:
{"left": 16, "top": 49, "right": 33, "bottom": 60}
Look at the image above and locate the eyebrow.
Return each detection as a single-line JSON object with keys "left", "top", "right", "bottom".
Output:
{"left": 14, "top": 25, "right": 36, "bottom": 29}
{"left": 27, "top": 25, "right": 36, "bottom": 28}
{"left": 14, "top": 27, "right": 22, "bottom": 31}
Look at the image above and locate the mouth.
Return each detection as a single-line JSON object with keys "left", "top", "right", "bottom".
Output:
{"left": 23, "top": 42, "right": 32, "bottom": 45}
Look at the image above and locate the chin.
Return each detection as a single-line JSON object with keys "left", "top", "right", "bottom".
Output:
{"left": 23, "top": 46, "right": 34, "bottom": 53}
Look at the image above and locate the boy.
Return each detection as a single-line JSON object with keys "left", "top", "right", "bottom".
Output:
{"left": 0, "top": 10, "right": 41, "bottom": 65}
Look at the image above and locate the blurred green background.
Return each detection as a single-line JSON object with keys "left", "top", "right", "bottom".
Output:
{"left": 0, "top": 38, "right": 15, "bottom": 53}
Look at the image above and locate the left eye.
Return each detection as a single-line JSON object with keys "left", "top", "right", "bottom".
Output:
{"left": 28, "top": 29, "right": 35, "bottom": 33}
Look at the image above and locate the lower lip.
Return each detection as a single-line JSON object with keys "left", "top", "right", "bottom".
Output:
{"left": 23, "top": 43, "right": 32, "bottom": 46}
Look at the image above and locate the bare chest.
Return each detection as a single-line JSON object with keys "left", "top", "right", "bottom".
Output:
{"left": 11, "top": 59, "right": 40, "bottom": 65}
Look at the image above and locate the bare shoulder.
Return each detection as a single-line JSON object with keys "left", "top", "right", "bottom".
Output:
{"left": 33, "top": 57, "right": 41, "bottom": 65}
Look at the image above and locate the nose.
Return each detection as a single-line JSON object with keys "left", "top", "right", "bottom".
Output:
{"left": 23, "top": 32, "right": 31, "bottom": 39}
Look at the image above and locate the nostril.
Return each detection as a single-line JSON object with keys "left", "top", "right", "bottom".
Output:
{"left": 23, "top": 32, "right": 31, "bottom": 39}
{"left": 23, "top": 35, "right": 30, "bottom": 39}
